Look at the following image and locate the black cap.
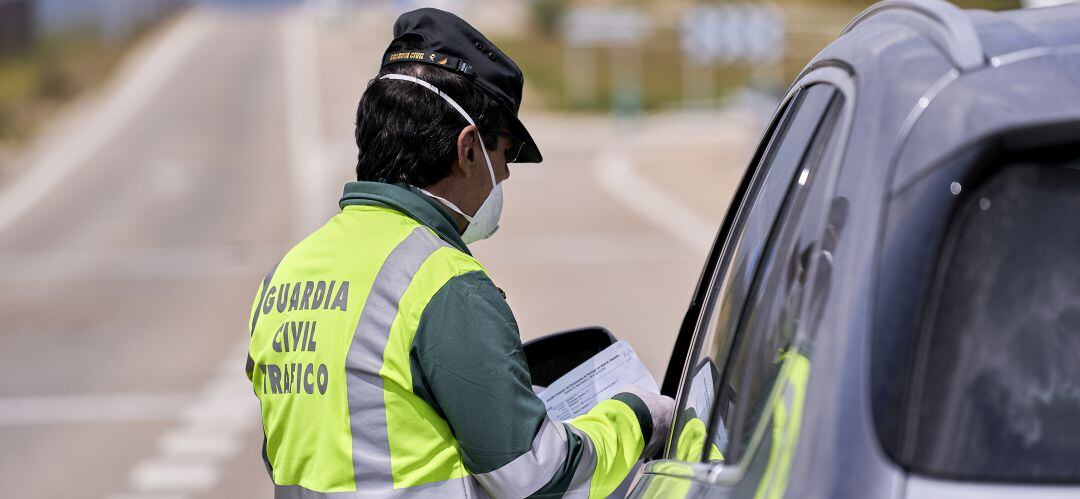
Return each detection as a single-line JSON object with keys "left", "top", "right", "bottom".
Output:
{"left": 381, "top": 8, "right": 542, "bottom": 164}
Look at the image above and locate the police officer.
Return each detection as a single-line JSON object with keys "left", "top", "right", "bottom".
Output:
{"left": 246, "top": 8, "right": 675, "bottom": 498}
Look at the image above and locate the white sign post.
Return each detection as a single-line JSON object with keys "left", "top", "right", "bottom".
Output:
{"left": 561, "top": 7, "right": 652, "bottom": 114}
{"left": 679, "top": 4, "right": 785, "bottom": 107}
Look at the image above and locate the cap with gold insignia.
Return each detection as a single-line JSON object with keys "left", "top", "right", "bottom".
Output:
{"left": 381, "top": 8, "right": 542, "bottom": 164}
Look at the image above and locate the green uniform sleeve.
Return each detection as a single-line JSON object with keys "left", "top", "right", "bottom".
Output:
{"left": 412, "top": 271, "right": 650, "bottom": 498}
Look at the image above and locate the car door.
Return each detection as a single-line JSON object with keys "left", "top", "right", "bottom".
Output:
{"left": 632, "top": 70, "right": 852, "bottom": 498}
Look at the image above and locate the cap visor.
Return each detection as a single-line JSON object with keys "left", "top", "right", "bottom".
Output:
{"left": 507, "top": 114, "right": 542, "bottom": 164}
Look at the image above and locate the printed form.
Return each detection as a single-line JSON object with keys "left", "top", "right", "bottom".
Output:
{"left": 538, "top": 340, "right": 659, "bottom": 421}
{"left": 687, "top": 361, "right": 728, "bottom": 453}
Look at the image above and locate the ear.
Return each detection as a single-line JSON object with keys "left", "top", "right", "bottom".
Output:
{"left": 455, "top": 125, "right": 480, "bottom": 178}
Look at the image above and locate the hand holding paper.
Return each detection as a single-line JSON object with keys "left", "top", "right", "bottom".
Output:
{"left": 620, "top": 384, "right": 675, "bottom": 458}
{"left": 537, "top": 340, "right": 660, "bottom": 421}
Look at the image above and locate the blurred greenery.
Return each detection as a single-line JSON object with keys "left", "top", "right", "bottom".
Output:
{"left": 497, "top": 31, "right": 751, "bottom": 113}
{"left": 529, "top": 0, "right": 568, "bottom": 37}
{"left": 0, "top": 30, "right": 142, "bottom": 147}
{"left": 508, "top": 0, "right": 1021, "bottom": 113}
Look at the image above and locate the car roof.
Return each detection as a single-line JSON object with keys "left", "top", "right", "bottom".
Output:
{"left": 817, "top": 0, "right": 1080, "bottom": 82}
{"left": 971, "top": 5, "right": 1080, "bottom": 59}
{"left": 800, "top": 0, "right": 1080, "bottom": 195}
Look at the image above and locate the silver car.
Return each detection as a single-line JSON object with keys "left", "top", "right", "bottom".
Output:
{"left": 623, "top": 0, "right": 1080, "bottom": 496}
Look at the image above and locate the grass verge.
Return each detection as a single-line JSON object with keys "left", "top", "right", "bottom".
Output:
{"left": 0, "top": 20, "right": 169, "bottom": 170}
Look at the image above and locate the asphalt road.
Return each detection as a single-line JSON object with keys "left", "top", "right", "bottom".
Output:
{"left": 0, "top": 3, "right": 758, "bottom": 498}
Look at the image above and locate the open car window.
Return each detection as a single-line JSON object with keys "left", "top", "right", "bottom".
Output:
{"left": 705, "top": 89, "right": 843, "bottom": 466}
{"left": 666, "top": 84, "right": 842, "bottom": 465}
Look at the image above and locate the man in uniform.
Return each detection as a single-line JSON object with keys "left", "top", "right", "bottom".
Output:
{"left": 246, "top": 8, "right": 675, "bottom": 498}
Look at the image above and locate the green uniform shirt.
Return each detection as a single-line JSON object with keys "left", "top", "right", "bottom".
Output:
{"left": 247, "top": 181, "right": 652, "bottom": 498}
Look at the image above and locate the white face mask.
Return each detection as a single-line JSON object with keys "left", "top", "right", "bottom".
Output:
{"left": 379, "top": 74, "right": 502, "bottom": 244}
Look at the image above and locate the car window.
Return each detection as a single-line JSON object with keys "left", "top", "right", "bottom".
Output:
{"left": 902, "top": 157, "right": 1080, "bottom": 482}
{"left": 707, "top": 98, "right": 841, "bottom": 466}
{"left": 706, "top": 90, "right": 843, "bottom": 466}
{"left": 667, "top": 84, "right": 841, "bottom": 463}
{"left": 666, "top": 95, "right": 799, "bottom": 463}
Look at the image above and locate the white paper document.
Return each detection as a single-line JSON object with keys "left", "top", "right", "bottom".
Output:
{"left": 687, "top": 362, "right": 715, "bottom": 420}
{"left": 538, "top": 340, "right": 659, "bottom": 421}
{"left": 687, "top": 361, "right": 728, "bottom": 453}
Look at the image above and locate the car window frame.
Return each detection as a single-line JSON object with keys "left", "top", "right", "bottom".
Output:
{"left": 705, "top": 89, "right": 845, "bottom": 463}
{"left": 659, "top": 94, "right": 802, "bottom": 400}
{"left": 662, "top": 89, "right": 804, "bottom": 459}
{"left": 664, "top": 82, "right": 838, "bottom": 458}
{"left": 704, "top": 65, "right": 856, "bottom": 486}
{"left": 656, "top": 65, "right": 856, "bottom": 486}
{"left": 705, "top": 85, "right": 842, "bottom": 452}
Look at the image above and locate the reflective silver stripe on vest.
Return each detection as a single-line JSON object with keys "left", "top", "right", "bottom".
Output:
{"left": 343, "top": 228, "right": 472, "bottom": 495}
{"left": 562, "top": 425, "right": 597, "bottom": 499}
{"left": 473, "top": 417, "right": 569, "bottom": 497}
{"left": 275, "top": 478, "right": 488, "bottom": 499}
{"left": 276, "top": 485, "right": 358, "bottom": 499}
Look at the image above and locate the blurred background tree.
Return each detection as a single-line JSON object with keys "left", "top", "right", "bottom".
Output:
{"left": 0, "top": 0, "right": 191, "bottom": 157}
{"left": 530, "top": 0, "right": 567, "bottom": 36}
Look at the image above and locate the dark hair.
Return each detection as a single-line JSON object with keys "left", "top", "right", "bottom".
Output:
{"left": 354, "top": 37, "right": 507, "bottom": 186}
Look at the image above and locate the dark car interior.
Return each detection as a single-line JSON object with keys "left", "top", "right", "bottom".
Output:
{"left": 873, "top": 125, "right": 1080, "bottom": 483}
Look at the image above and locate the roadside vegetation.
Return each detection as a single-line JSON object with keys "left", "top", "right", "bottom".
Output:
{"left": 0, "top": 33, "right": 126, "bottom": 141}
{"left": 496, "top": 30, "right": 751, "bottom": 112}
{"left": 0, "top": 21, "right": 164, "bottom": 172}
{"left": 505, "top": 0, "right": 1020, "bottom": 113}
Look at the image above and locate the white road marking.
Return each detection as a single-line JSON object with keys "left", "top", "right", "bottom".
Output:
{"left": 0, "top": 243, "right": 282, "bottom": 283}
{"left": 0, "top": 12, "right": 210, "bottom": 236}
{"left": 0, "top": 393, "right": 193, "bottom": 426}
{"left": 158, "top": 426, "right": 243, "bottom": 459}
{"left": 594, "top": 146, "right": 717, "bottom": 254}
{"left": 111, "top": 340, "right": 259, "bottom": 497}
{"left": 323, "top": 139, "right": 357, "bottom": 171}
{"left": 282, "top": 9, "right": 333, "bottom": 239}
{"left": 0, "top": 6, "right": 331, "bottom": 497}
{"left": 106, "top": 10, "right": 334, "bottom": 497}
{"left": 129, "top": 459, "right": 221, "bottom": 493}
{"left": 108, "top": 494, "right": 189, "bottom": 499}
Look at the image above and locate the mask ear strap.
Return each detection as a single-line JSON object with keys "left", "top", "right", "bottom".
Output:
{"left": 417, "top": 187, "right": 472, "bottom": 222}
{"left": 379, "top": 74, "right": 497, "bottom": 188}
